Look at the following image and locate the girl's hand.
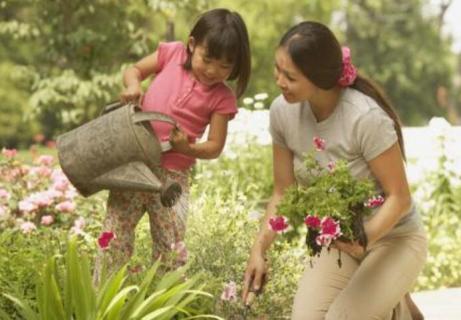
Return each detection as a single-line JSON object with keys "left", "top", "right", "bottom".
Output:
{"left": 333, "top": 240, "right": 365, "bottom": 259}
{"left": 170, "top": 126, "right": 192, "bottom": 155}
{"left": 242, "top": 251, "right": 268, "bottom": 306}
{"left": 120, "top": 85, "right": 142, "bottom": 104}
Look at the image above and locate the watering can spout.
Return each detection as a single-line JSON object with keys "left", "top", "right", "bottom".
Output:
{"left": 91, "top": 161, "right": 163, "bottom": 192}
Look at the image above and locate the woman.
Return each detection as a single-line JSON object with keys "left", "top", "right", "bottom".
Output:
{"left": 242, "top": 21, "right": 427, "bottom": 319}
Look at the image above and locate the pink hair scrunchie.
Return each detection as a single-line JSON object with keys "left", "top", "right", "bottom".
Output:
{"left": 338, "top": 46, "right": 357, "bottom": 87}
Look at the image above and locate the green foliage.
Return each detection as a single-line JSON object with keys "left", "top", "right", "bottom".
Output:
{"left": 344, "top": 0, "right": 455, "bottom": 125}
{"left": 414, "top": 135, "right": 461, "bottom": 290}
{"left": 187, "top": 144, "right": 305, "bottom": 317}
{"left": 2, "top": 237, "right": 221, "bottom": 320}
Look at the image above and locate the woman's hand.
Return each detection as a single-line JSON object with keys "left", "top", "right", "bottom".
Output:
{"left": 120, "top": 84, "right": 143, "bottom": 104}
{"left": 170, "top": 126, "right": 192, "bottom": 155}
{"left": 242, "top": 251, "right": 268, "bottom": 306}
{"left": 333, "top": 240, "right": 365, "bottom": 259}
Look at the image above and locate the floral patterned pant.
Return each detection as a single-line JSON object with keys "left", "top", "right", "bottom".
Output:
{"left": 93, "top": 168, "right": 189, "bottom": 283}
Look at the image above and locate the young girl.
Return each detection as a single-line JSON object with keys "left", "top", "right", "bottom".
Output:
{"left": 94, "top": 8, "right": 251, "bottom": 282}
{"left": 242, "top": 21, "right": 426, "bottom": 319}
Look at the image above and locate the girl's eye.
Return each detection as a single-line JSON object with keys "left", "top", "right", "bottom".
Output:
{"left": 202, "top": 57, "right": 211, "bottom": 64}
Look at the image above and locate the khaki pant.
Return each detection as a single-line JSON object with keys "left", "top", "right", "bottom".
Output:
{"left": 291, "top": 224, "right": 427, "bottom": 320}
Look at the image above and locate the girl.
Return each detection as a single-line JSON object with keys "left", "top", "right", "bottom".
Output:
{"left": 243, "top": 21, "right": 426, "bottom": 319}
{"left": 94, "top": 8, "right": 251, "bottom": 282}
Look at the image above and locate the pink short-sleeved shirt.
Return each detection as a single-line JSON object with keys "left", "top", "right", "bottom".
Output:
{"left": 141, "top": 41, "right": 238, "bottom": 171}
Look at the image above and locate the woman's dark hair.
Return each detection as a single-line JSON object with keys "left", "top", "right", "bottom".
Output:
{"left": 184, "top": 8, "right": 251, "bottom": 98}
{"left": 279, "top": 21, "right": 405, "bottom": 158}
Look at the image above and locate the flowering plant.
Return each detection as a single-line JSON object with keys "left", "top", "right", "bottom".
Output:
{"left": 270, "top": 137, "right": 384, "bottom": 263}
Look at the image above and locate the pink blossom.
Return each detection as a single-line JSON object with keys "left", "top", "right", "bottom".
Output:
{"left": 36, "top": 155, "right": 54, "bottom": 166}
{"left": 315, "top": 234, "right": 334, "bottom": 247}
{"left": 70, "top": 217, "right": 85, "bottom": 235}
{"left": 327, "top": 161, "right": 336, "bottom": 172}
{"left": 0, "top": 188, "right": 10, "bottom": 201}
{"left": 170, "top": 241, "right": 188, "bottom": 264}
{"left": 20, "top": 221, "right": 37, "bottom": 234}
{"left": 19, "top": 199, "right": 38, "bottom": 213}
{"left": 0, "top": 205, "right": 7, "bottom": 218}
{"left": 41, "top": 215, "right": 54, "bottom": 226}
{"left": 98, "top": 231, "right": 116, "bottom": 250}
{"left": 364, "top": 195, "right": 385, "bottom": 208}
{"left": 320, "top": 217, "right": 341, "bottom": 237}
{"left": 220, "top": 281, "right": 237, "bottom": 302}
{"left": 2, "top": 148, "right": 17, "bottom": 159}
{"left": 304, "top": 215, "right": 321, "bottom": 229}
{"left": 338, "top": 47, "right": 357, "bottom": 87}
{"left": 46, "top": 140, "right": 56, "bottom": 149}
{"left": 268, "top": 216, "right": 289, "bottom": 233}
{"left": 313, "top": 137, "right": 326, "bottom": 151}
{"left": 52, "top": 177, "right": 70, "bottom": 192}
{"left": 55, "top": 200, "right": 76, "bottom": 213}
{"left": 30, "top": 166, "right": 52, "bottom": 177}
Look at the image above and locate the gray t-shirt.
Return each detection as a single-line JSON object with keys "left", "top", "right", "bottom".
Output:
{"left": 269, "top": 88, "right": 419, "bottom": 229}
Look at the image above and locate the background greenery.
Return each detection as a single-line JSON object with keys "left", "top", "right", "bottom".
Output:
{"left": 1, "top": 0, "right": 460, "bottom": 147}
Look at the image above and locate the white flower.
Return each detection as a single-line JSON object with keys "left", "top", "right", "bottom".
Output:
{"left": 254, "top": 102, "right": 264, "bottom": 109}
{"left": 254, "top": 92, "right": 269, "bottom": 100}
{"left": 242, "top": 97, "right": 254, "bottom": 105}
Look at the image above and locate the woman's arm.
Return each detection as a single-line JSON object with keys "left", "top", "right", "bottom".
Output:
{"left": 242, "top": 143, "right": 296, "bottom": 303}
{"left": 170, "top": 113, "right": 230, "bottom": 159}
{"left": 364, "top": 142, "right": 412, "bottom": 245}
{"left": 335, "top": 142, "right": 411, "bottom": 256}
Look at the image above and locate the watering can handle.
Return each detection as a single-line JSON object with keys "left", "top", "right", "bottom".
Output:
{"left": 132, "top": 111, "right": 177, "bottom": 127}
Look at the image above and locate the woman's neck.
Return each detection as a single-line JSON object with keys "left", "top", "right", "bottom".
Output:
{"left": 309, "top": 86, "right": 343, "bottom": 122}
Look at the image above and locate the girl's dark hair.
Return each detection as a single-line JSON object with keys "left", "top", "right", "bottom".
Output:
{"left": 280, "top": 21, "right": 405, "bottom": 158}
{"left": 184, "top": 8, "right": 251, "bottom": 98}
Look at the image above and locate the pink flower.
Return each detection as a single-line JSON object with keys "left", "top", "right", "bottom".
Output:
{"left": 170, "top": 241, "right": 188, "bottom": 264}
{"left": 18, "top": 199, "right": 38, "bottom": 213}
{"left": 20, "top": 221, "right": 37, "bottom": 234}
{"left": 364, "top": 195, "right": 385, "bottom": 208}
{"left": 36, "top": 155, "right": 54, "bottom": 166}
{"left": 0, "top": 205, "right": 7, "bottom": 218}
{"left": 320, "top": 217, "right": 341, "bottom": 237}
{"left": 338, "top": 47, "right": 357, "bottom": 87}
{"left": 33, "top": 133, "right": 45, "bottom": 143}
{"left": 2, "top": 148, "right": 17, "bottom": 159}
{"left": 315, "top": 234, "right": 334, "bottom": 247}
{"left": 0, "top": 188, "right": 10, "bottom": 201}
{"left": 41, "top": 215, "right": 54, "bottom": 226}
{"left": 268, "top": 216, "right": 289, "bottom": 233}
{"left": 304, "top": 215, "right": 321, "bottom": 229}
{"left": 313, "top": 137, "right": 326, "bottom": 151}
{"left": 30, "top": 166, "right": 52, "bottom": 177}
{"left": 98, "top": 231, "right": 116, "bottom": 250}
{"left": 220, "top": 281, "right": 237, "bottom": 302}
{"left": 327, "top": 161, "right": 336, "bottom": 172}
{"left": 55, "top": 200, "right": 76, "bottom": 213}
{"left": 70, "top": 217, "right": 85, "bottom": 235}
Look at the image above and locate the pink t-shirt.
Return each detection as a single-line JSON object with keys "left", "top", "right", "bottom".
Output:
{"left": 141, "top": 41, "right": 238, "bottom": 171}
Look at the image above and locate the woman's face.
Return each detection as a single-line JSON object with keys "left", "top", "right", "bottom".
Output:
{"left": 274, "top": 47, "right": 318, "bottom": 103}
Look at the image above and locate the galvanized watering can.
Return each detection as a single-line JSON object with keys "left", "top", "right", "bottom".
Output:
{"left": 56, "top": 102, "right": 181, "bottom": 207}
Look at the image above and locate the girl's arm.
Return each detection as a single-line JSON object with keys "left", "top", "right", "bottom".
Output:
{"left": 242, "top": 143, "right": 296, "bottom": 304}
{"left": 335, "top": 142, "right": 411, "bottom": 256}
{"left": 121, "top": 51, "right": 159, "bottom": 103}
{"left": 170, "top": 112, "right": 230, "bottom": 159}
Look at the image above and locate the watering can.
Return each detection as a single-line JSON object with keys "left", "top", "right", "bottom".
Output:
{"left": 56, "top": 101, "right": 181, "bottom": 207}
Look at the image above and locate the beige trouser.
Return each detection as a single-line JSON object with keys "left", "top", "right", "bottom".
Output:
{"left": 291, "top": 224, "right": 427, "bottom": 320}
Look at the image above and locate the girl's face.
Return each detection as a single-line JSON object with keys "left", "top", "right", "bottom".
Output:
{"left": 274, "top": 47, "right": 318, "bottom": 103}
{"left": 188, "top": 38, "right": 234, "bottom": 86}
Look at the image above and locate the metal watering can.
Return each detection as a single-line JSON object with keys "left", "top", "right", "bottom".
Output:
{"left": 56, "top": 101, "right": 181, "bottom": 207}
